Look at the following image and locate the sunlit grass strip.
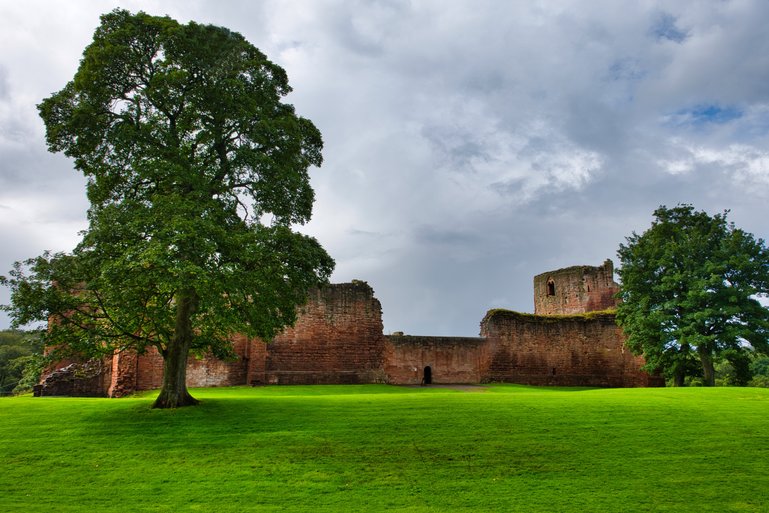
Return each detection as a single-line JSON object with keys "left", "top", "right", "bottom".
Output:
{"left": 2, "top": 385, "right": 768, "bottom": 512}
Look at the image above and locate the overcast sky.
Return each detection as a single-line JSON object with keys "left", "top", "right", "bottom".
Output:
{"left": 2, "top": 1, "right": 769, "bottom": 336}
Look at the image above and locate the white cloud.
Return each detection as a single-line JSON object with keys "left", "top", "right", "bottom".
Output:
{"left": 659, "top": 142, "right": 769, "bottom": 188}
{"left": 2, "top": 1, "right": 769, "bottom": 335}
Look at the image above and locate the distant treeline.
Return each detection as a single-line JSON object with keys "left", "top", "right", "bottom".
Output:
{"left": 0, "top": 330, "right": 44, "bottom": 395}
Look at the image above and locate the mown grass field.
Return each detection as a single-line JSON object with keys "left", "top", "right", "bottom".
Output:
{"left": 1, "top": 385, "right": 768, "bottom": 512}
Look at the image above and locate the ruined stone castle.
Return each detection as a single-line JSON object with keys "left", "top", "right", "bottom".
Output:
{"left": 37, "top": 259, "right": 663, "bottom": 396}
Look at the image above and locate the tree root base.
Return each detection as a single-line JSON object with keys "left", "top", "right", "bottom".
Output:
{"left": 152, "top": 390, "right": 200, "bottom": 409}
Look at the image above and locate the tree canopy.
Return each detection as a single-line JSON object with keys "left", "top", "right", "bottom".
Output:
{"left": 0, "top": 9, "right": 334, "bottom": 407}
{"left": 616, "top": 204, "right": 769, "bottom": 386}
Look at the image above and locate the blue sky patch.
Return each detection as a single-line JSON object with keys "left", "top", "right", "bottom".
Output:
{"left": 674, "top": 104, "right": 744, "bottom": 126}
{"left": 651, "top": 13, "right": 688, "bottom": 43}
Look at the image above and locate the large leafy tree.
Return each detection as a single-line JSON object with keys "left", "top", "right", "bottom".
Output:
{"left": 0, "top": 10, "right": 334, "bottom": 407}
{"left": 616, "top": 205, "right": 769, "bottom": 386}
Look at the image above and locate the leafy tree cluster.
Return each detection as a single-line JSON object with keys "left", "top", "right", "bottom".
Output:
{"left": 0, "top": 330, "right": 44, "bottom": 395}
{"left": 617, "top": 205, "right": 769, "bottom": 386}
{"left": 747, "top": 353, "right": 769, "bottom": 387}
{"left": 1, "top": 10, "right": 333, "bottom": 407}
{"left": 714, "top": 351, "right": 769, "bottom": 387}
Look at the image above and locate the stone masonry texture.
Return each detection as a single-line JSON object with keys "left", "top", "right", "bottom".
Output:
{"left": 37, "top": 261, "right": 663, "bottom": 395}
{"left": 534, "top": 259, "right": 620, "bottom": 315}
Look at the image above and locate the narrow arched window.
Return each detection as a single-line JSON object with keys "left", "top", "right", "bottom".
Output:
{"left": 547, "top": 279, "right": 555, "bottom": 296}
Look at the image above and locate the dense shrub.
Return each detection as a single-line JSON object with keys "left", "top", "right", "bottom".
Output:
{"left": 0, "top": 330, "right": 44, "bottom": 395}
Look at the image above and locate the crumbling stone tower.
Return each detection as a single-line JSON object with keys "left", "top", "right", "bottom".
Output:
{"left": 533, "top": 259, "right": 620, "bottom": 315}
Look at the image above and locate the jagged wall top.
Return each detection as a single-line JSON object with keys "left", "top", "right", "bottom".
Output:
{"left": 533, "top": 259, "right": 620, "bottom": 315}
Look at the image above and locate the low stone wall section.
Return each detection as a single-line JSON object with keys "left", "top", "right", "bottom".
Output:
{"left": 35, "top": 359, "right": 111, "bottom": 397}
{"left": 384, "top": 335, "right": 485, "bottom": 384}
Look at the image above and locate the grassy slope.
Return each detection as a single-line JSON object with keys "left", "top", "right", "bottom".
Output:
{"left": 1, "top": 385, "right": 768, "bottom": 512}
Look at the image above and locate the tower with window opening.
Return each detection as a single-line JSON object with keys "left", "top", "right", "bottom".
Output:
{"left": 533, "top": 259, "right": 620, "bottom": 315}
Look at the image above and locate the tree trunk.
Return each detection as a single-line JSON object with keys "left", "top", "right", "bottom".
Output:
{"left": 672, "top": 341, "right": 688, "bottom": 387}
{"left": 699, "top": 346, "right": 716, "bottom": 387}
{"left": 153, "top": 289, "right": 200, "bottom": 408}
{"left": 673, "top": 367, "right": 686, "bottom": 387}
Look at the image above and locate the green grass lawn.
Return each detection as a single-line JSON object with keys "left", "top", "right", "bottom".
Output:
{"left": 1, "top": 385, "right": 768, "bottom": 512}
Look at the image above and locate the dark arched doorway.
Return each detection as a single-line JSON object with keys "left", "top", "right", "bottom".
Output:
{"left": 423, "top": 366, "right": 432, "bottom": 385}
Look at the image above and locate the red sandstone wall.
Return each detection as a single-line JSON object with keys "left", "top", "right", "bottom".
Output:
{"left": 186, "top": 335, "right": 251, "bottom": 388}
{"left": 384, "top": 335, "right": 485, "bottom": 384}
{"left": 40, "top": 278, "right": 667, "bottom": 395}
{"left": 534, "top": 260, "right": 620, "bottom": 315}
{"left": 480, "top": 310, "right": 663, "bottom": 387}
{"left": 48, "top": 282, "right": 386, "bottom": 394}
{"left": 243, "top": 335, "right": 268, "bottom": 385}
{"left": 109, "top": 351, "right": 138, "bottom": 397}
{"left": 133, "top": 336, "right": 253, "bottom": 392}
{"left": 263, "top": 282, "right": 386, "bottom": 384}
{"left": 134, "top": 350, "right": 163, "bottom": 391}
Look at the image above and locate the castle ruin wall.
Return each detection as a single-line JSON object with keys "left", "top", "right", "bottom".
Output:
{"left": 259, "top": 282, "right": 386, "bottom": 385}
{"left": 37, "top": 261, "right": 663, "bottom": 395}
{"left": 480, "top": 310, "right": 663, "bottom": 387}
{"left": 384, "top": 335, "right": 485, "bottom": 385}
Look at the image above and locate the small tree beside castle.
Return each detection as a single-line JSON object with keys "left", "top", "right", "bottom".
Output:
{"left": 616, "top": 204, "right": 769, "bottom": 386}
